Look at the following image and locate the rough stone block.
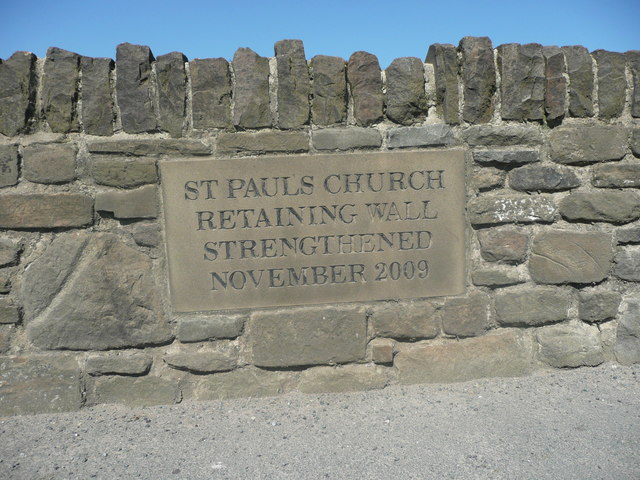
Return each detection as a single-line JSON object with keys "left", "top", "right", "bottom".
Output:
{"left": 543, "top": 46, "right": 567, "bottom": 122}
{"left": 347, "top": 51, "right": 383, "bottom": 126}
{"left": 87, "top": 138, "right": 211, "bottom": 156}
{"left": 459, "top": 36, "right": 496, "bottom": 124}
{"left": 80, "top": 57, "right": 114, "bottom": 136}
{"left": 368, "top": 338, "right": 394, "bottom": 364}
{"left": 497, "top": 43, "right": 545, "bottom": 121}
{"left": 592, "top": 164, "right": 640, "bottom": 188}
{"left": 247, "top": 306, "right": 366, "bottom": 367}
{"left": 0, "top": 238, "right": 20, "bottom": 267}
{"left": 90, "top": 156, "right": 157, "bottom": 188}
{"left": 617, "top": 226, "right": 640, "bottom": 244}
{"left": 385, "top": 57, "right": 427, "bottom": 125}
{"left": 116, "top": 43, "right": 156, "bottom": 133}
{"left": 312, "top": 127, "right": 381, "bottom": 150}
{"left": 632, "top": 129, "right": 640, "bottom": 157}
{"left": 310, "top": 55, "right": 347, "bottom": 126}
{"left": 495, "top": 287, "right": 569, "bottom": 327}
{"left": 164, "top": 346, "right": 238, "bottom": 373}
{"left": 177, "top": 315, "right": 245, "bottom": 342}
{"left": 0, "top": 269, "right": 11, "bottom": 294}
{"left": 132, "top": 222, "right": 161, "bottom": 247}
{"left": 549, "top": 125, "right": 628, "bottom": 164}
{"left": 88, "top": 376, "right": 180, "bottom": 407}
{"left": 562, "top": 46, "right": 594, "bottom": 117}
{"left": 298, "top": 365, "right": 387, "bottom": 393}
{"left": 508, "top": 165, "right": 579, "bottom": 191}
{"left": 232, "top": 48, "right": 271, "bottom": 129}
{"left": 463, "top": 125, "right": 542, "bottom": 146}
{"left": 593, "top": 50, "right": 626, "bottom": 119}
{"left": 537, "top": 322, "right": 604, "bottom": 367}
{"left": 471, "top": 268, "right": 523, "bottom": 287}
{"left": 96, "top": 185, "right": 158, "bottom": 219}
{"left": 529, "top": 231, "right": 612, "bottom": 284}
{"left": 559, "top": 191, "right": 640, "bottom": 223}
{"left": 275, "top": 39, "right": 310, "bottom": 128}
{"left": 387, "top": 125, "right": 456, "bottom": 148}
{"left": 468, "top": 194, "right": 556, "bottom": 225}
{"left": 190, "top": 57, "right": 232, "bottom": 129}
{"left": 191, "top": 367, "right": 294, "bottom": 401}
{"left": 628, "top": 51, "right": 640, "bottom": 118}
{"left": 22, "top": 143, "right": 76, "bottom": 184}
{"left": 86, "top": 352, "right": 152, "bottom": 376}
{"left": 473, "top": 149, "right": 539, "bottom": 165}
{"left": 613, "top": 246, "right": 640, "bottom": 281}
{"left": 370, "top": 299, "right": 439, "bottom": 340}
{"left": 441, "top": 293, "right": 490, "bottom": 338}
{"left": 425, "top": 43, "right": 459, "bottom": 124}
{"left": 579, "top": 291, "right": 621, "bottom": 323}
{"left": 0, "top": 193, "right": 93, "bottom": 228}
{"left": 0, "top": 51, "right": 37, "bottom": 136}
{"left": 0, "top": 298, "right": 19, "bottom": 324}
{"left": 0, "top": 325, "right": 11, "bottom": 353}
{"left": 471, "top": 167, "right": 505, "bottom": 191}
{"left": 0, "top": 144, "right": 19, "bottom": 187}
{"left": 614, "top": 299, "right": 640, "bottom": 364}
{"left": 217, "top": 130, "right": 308, "bottom": 153}
{"left": 395, "top": 331, "right": 532, "bottom": 384}
{"left": 156, "top": 52, "right": 187, "bottom": 137}
{"left": 41, "top": 48, "right": 80, "bottom": 133}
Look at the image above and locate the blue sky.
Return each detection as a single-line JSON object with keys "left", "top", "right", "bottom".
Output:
{"left": 1, "top": 0, "right": 638, "bottom": 68}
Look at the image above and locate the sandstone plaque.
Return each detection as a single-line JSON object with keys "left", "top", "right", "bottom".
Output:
{"left": 161, "top": 150, "right": 465, "bottom": 312}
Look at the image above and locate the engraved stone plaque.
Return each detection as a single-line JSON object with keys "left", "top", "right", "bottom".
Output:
{"left": 161, "top": 150, "right": 465, "bottom": 312}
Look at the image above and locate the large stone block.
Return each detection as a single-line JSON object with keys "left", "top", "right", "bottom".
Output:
{"left": 0, "top": 144, "right": 19, "bottom": 187}
{"left": 549, "top": 125, "right": 628, "bottom": 164}
{"left": 385, "top": 57, "right": 427, "bottom": 125}
{"left": 22, "top": 143, "right": 76, "bottom": 184}
{"left": 387, "top": 125, "right": 456, "bottom": 149}
{"left": 298, "top": 365, "right": 388, "bottom": 393}
{"left": 543, "top": 46, "right": 567, "bottom": 122}
{"left": 613, "top": 246, "right": 640, "bottom": 281}
{"left": 88, "top": 138, "right": 210, "bottom": 156}
{"left": 579, "top": 291, "right": 621, "bottom": 323}
{"left": 116, "top": 43, "right": 156, "bottom": 133}
{"left": 42, "top": 47, "right": 80, "bottom": 133}
{"left": 310, "top": 55, "right": 346, "bottom": 125}
{"left": 471, "top": 167, "right": 505, "bottom": 191}
{"left": 275, "top": 39, "right": 310, "bottom": 128}
{"left": 441, "top": 293, "right": 490, "bottom": 338}
{"left": 312, "top": 127, "right": 381, "bottom": 150}
{"left": 477, "top": 228, "right": 528, "bottom": 264}
{"left": 87, "top": 376, "right": 180, "bottom": 407}
{"left": 559, "top": 191, "right": 640, "bottom": 223}
{"left": 191, "top": 367, "right": 294, "bottom": 401}
{"left": 593, "top": 50, "right": 626, "bottom": 119}
{"left": 247, "top": 306, "right": 366, "bottom": 367}
{"left": 347, "top": 51, "right": 383, "bottom": 126}
{"left": 459, "top": 37, "right": 496, "bottom": 124}
{"left": 86, "top": 352, "right": 152, "bottom": 376}
{"left": 190, "top": 57, "right": 232, "bottom": 129}
{"left": 462, "top": 125, "right": 542, "bottom": 146}
{"left": 614, "top": 299, "right": 640, "bottom": 364}
{"left": 537, "top": 322, "right": 604, "bottom": 367}
{"left": 508, "top": 165, "right": 579, "bottom": 192}
{"left": 592, "top": 164, "right": 640, "bottom": 188}
{"left": 562, "top": 45, "right": 594, "bottom": 117}
{"left": 80, "top": 57, "right": 114, "bottom": 136}
{"left": 89, "top": 156, "right": 157, "bottom": 188}
{"left": 177, "top": 315, "right": 245, "bottom": 342}
{"left": 370, "top": 299, "right": 439, "bottom": 340}
{"left": 95, "top": 185, "right": 158, "bottom": 219}
{"left": 425, "top": 43, "right": 459, "bottom": 124}
{"left": 0, "top": 51, "right": 37, "bottom": 136}
{"left": 495, "top": 287, "right": 569, "bottom": 326}
{"left": 468, "top": 194, "right": 556, "bottom": 225}
{"left": 497, "top": 43, "right": 545, "bottom": 121}
{"left": 217, "top": 130, "right": 308, "bottom": 153}
{"left": 0, "top": 193, "right": 93, "bottom": 228}
{"left": 156, "top": 51, "right": 187, "bottom": 137}
{"left": 232, "top": 48, "right": 271, "bottom": 129}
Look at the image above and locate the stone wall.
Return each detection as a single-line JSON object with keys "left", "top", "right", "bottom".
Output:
{"left": 0, "top": 37, "right": 638, "bottom": 415}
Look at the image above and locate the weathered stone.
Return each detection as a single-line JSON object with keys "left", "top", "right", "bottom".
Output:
{"left": 562, "top": 46, "right": 594, "bottom": 117}
{"left": 543, "top": 46, "right": 567, "bottom": 121}
{"left": 298, "top": 365, "right": 387, "bottom": 394}
{"left": 88, "top": 376, "right": 179, "bottom": 407}
{"left": 0, "top": 325, "right": 11, "bottom": 353}
{"left": 368, "top": 338, "right": 394, "bottom": 364}
{"left": 632, "top": 129, "right": 640, "bottom": 157}
{"left": 80, "top": 57, "right": 114, "bottom": 136}
{"left": 192, "top": 367, "right": 294, "bottom": 401}
{"left": 495, "top": 287, "right": 569, "bottom": 326}
{"left": 0, "top": 52, "right": 37, "bottom": 136}
{"left": 463, "top": 125, "right": 543, "bottom": 146}
{"left": 613, "top": 246, "right": 640, "bottom": 281}
{"left": 387, "top": 125, "right": 456, "bottom": 149}
{"left": 115, "top": 43, "right": 156, "bottom": 133}
{"left": 86, "top": 352, "right": 152, "bottom": 376}
{"left": 370, "top": 300, "right": 439, "bottom": 340}
{"left": 22, "top": 232, "right": 171, "bottom": 350}
{"left": 537, "top": 322, "right": 604, "bottom": 367}
{"left": 0, "top": 238, "right": 20, "bottom": 267}
{"left": 549, "top": 125, "right": 627, "bottom": 165}
{"left": 395, "top": 331, "right": 532, "bottom": 384}
{"left": 617, "top": 226, "right": 640, "bottom": 244}
{"left": 579, "top": 291, "right": 621, "bottom": 323}
{"left": 312, "top": 127, "right": 381, "bottom": 150}
{"left": 508, "top": 165, "right": 580, "bottom": 191}
{"left": 96, "top": 185, "right": 157, "bottom": 219}
{"left": 559, "top": 191, "right": 640, "bottom": 223}
{"left": 497, "top": 43, "right": 545, "bottom": 121}
{"left": 247, "top": 306, "right": 366, "bottom": 367}
{"left": 347, "top": 51, "right": 383, "bottom": 126}
{"left": 42, "top": 47, "right": 80, "bottom": 132}
{"left": 0, "top": 193, "right": 93, "bottom": 228}
{"left": 473, "top": 149, "right": 539, "bottom": 165}
{"left": 628, "top": 51, "right": 640, "bottom": 118}
{"left": 614, "top": 299, "right": 640, "bottom": 364}
{"left": 88, "top": 138, "right": 210, "bottom": 156}
{"left": 471, "top": 167, "right": 505, "bottom": 191}
{"left": 593, "top": 50, "right": 626, "bottom": 119}
{"left": 385, "top": 57, "right": 427, "bottom": 125}
{"left": 0, "top": 144, "right": 19, "bottom": 187}
{"left": 164, "top": 346, "right": 237, "bottom": 373}
{"left": 132, "top": 222, "right": 160, "bottom": 248}
{"left": 468, "top": 194, "right": 556, "bottom": 225}
{"left": 0, "top": 298, "right": 19, "bottom": 324}
{"left": 441, "top": 293, "right": 490, "bottom": 338}
{"left": 275, "top": 39, "right": 310, "bottom": 128}
{"left": 90, "top": 156, "right": 157, "bottom": 187}
{"left": 190, "top": 58, "right": 232, "bottom": 129}
{"left": 471, "top": 268, "right": 523, "bottom": 287}
{"left": 156, "top": 52, "right": 187, "bottom": 137}
{"left": 459, "top": 37, "right": 496, "bottom": 124}
{"left": 22, "top": 143, "right": 76, "bottom": 184}
{"left": 177, "top": 315, "right": 245, "bottom": 342}
{"left": 0, "top": 269, "right": 12, "bottom": 294}
{"left": 592, "top": 163, "right": 640, "bottom": 188}
{"left": 0, "top": 355, "right": 81, "bottom": 415}
{"left": 232, "top": 48, "right": 271, "bottom": 128}
{"left": 310, "top": 55, "right": 347, "bottom": 126}
{"left": 217, "top": 130, "right": 308, "bottom": 153}
{"left": 529, "top": 231, "right": 612, "bottom": 284}
{"left": 425, "top": 43, "right": 459, "bottom": 124}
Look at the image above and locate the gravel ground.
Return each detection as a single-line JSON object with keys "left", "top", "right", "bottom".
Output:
{"left": 1, "top": 363, "right": 638, "bottom": 480}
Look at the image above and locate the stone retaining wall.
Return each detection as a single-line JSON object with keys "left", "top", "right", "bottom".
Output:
{"left": 0, "top": 37, "right": 638, "bottom": 415}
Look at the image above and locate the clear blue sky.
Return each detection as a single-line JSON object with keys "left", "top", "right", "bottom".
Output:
{"left": 1, "top": 0, "right": 638, "bottom": 68}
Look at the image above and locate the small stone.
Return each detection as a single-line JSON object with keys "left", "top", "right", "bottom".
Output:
{"left": 347, "top": 51, "right": 383, "bottom": 126}
{"left": 425, "top": 43, "right": 459, "bottom": 124}
{"left": 96, "top": 185, "right": 157, "bottom": 219}
{"left": 164, "top": 347, "right": 237, "bottom": 373}
{"left": 441, "top": 293, "right": 490, "bottom": 338}
{"left": 87, "top": 138, "right": 210, "bottom": 156}
{"left": 370, "top": 299, "right": 439, "bottom": 340}
{"left": 0, "top": 270, "right": 11, "bottom": 293}
{"left": 459, "top": 37, "right": 496, "bottom": 124}
{"left": 537, "top": 322, "right": 604, "bottom": 367}
{"left": 132, "top": 222, "right": 161, "bottom": 247}
{"left": 87, "top": 376, "right": 179, "bottom": 408}
{"left": 275, "top": 39, "right": 310, "bottom": 129}
{"left": 216, "top": 130, "right": 308, "bottom": 153}
{"left": 387, "top": 125, "right": 456, "bottom": 149}
{"left": 90, "top": 156, "right": 157, "bottom": 187}
{"left": 298, "top": 365, "right": 387, "bottom": 393}
{"left": 116, "top": 43, "right": 156, "bottom": 133}
{"left": 471, "top": 167, "right": 505, "bottom": 191}
{"left": 495, "top": 287, "right": 569, "bottom": 326}
{"left": 613, "top": 246, "right": 640, "bottom": 281}
{"left": 86, "top": 352, "right": 152, "bottom": 376}
{"left": 0, "top": 145, "right": 19, "bottom": 187}
{"left": 463, "top": 125, "right": 543, "bottom": 146}
{"left": 312, "top": 127, "right": 381, "bottom": 150}
{"left": 543, "top": 46, "right": 567, "bottom": 122}
{"left": 80, "top": 57, "right": 114, "bottom": 136}
{"left": 0, "top": 238, "right": 20, "bottom": 267}
{"left": 368, "top": 338, "right": 394, "bottom": 364}
{"left": 42, "top": 47, "right": 80, "bottom": 133}
{"left": 177, "top": 315, "right": 245, "bottom": 342}
{"left": 477, "top": 228, "right": 529, "bottom": 263}
{"left": 508, "top": 165, "right": 580, "bottom": 191}
{"left": 0, "top": 194, "right": 93, "bottom": 229}
{"left": 310, "top": 55, "right": 347, "bottom": 126}
{"left": 617, "top": 226, "right": 640, "bottom": 244}
{"left": 592, "top": 163, "right": 640, "bottom": 188}
{"left": 156, "top": 52, "right": 187, "bottom": 137}
{"left": 0, "top": 51, "right": 37, "bottom": 136}
{"left": 385, "top": 57, "right": 427, "bottom": 125}
{"left": 468, "top": 194, "right": 556, "bottom": 225}
{"left": 549, "top": 125, "right": 628, "bottom": 164}
{"left": 473, "top": 149, "right": 539, "bottom": 165}
{"left": 192, "top": 367, "right": 293, "bottom": 401}
{"left": 628, "top": 51, "right": 640, "bottom": 118}
{"left": 0, "top": 298, "right": 19, "bottom": 324}
{"left": 559, "top": 191, "right": 640, "bottom": 223}
{"left": 593, "top": 50, "right": 626, "bottom": 119}
{"left": 0, "top": 325, "right": 11, "bottom": 353}
{"left": 497, "top": 43, "right": 545, "bottom": 121}
{"left": 190, "top": 58, "right": 232, "bottom": 129}
{"left": 562, "top": 46, "right": 594, "bottom": 117}
{"left": 22, "top": 143, "right": 76, "bottom": 184}
{"left": 232, "top": 48, "right": 271, "bottom": 129}
{"left": 632, "top": 129, "right": 640, "bottom": 157}
{"left": 614, "top": 299, "right": 640, "bottom": 364}
{"left": 579, "top": 291, "right": 621, "bottom": 323}
{"left": 472, "top": 268, "right": 523, "bottom": 287}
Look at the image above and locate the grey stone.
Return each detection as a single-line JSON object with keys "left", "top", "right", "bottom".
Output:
{"left": 0, "top": 238, "right": 20, "bottom": 267}
{"left": 86, "top": 352, "right": 152, "bottom": 376}
{"left": 0, "top": 298, "right": 19, "bottom": 324}
{"left": 247, "top": 306, "right": 366, "bottom": 367}
{"left": 88, "top": 376, "right": 180, "bottom": 407}
{"left": 0, "top": 193, "right": 93, "bottom": 229}
{"left": 628, "top": 51, "right": 640, "bottom": 117}
{"left": 0, "top": 269, "right": 11, "bottom": 294}
{"left": 22, "top": 143, "right": 76, "bottom": 184}
{"left": 395, "top": 331, "right": 532, "bottom": 384}
{"left": 543, "top": 46, "right": 567, "bottom": 121}
{"left": 156, "top": 52, "right": 187, "bottom": 137}
{"left": 177, "top": 315, "right": 245, "bottom": 342}
{"left": 497, "top": 43, "right": 545, "bottom": 121}
{"left": 459, "top": 37, "right": 496, "bottom": 124}
{"left": 385, "top": 57, "right": 427, "bottom": 125}
{"left": 90, "top": 156, "right": 157, "bottom": 188}
{"left": 0, "top": 144, "right": 19, "bottom": 187}
{"left": 275, "top": 39, "right": 310, "bottom": 129}
{"left": 22, "top": 232, "right": 171, "bottom": 350}
{"left": 298, "top": 365, "right": 387, "bottom": 394}
{"left": 463, "top": 125, "right": 543, "bottom": 146}
{"left": 468, "top": 194, "right": 557, "bottom": 225}
{"left": 164, "top": 346, "right": 237, "bottom": 373}
{"left": 617, "top": 226, "right": 640, "bottom": 244}
{"left": 613, "top": 246, "right": 640, "bottom": 281}
{"left": 0, "top": 51, "right": 37, "bottom": 136}
{"left": 310, "top": 55, "right": 347, "bottom": 126}
{"left": 579, "top": 291, "right": 621, "bottom": 323}
{"left": 368, "top": 338, "right": 394, "bottom": 364}
{"left": 495, "top": 287, "right": 569, "bottom": 326}
{"left": 529, "top": 231, "right": 612, "bottom": 284}
{"left": 88, "top": 138, "right": 210, "bottom": 155}
{"left": 190, "top": 58, "right": 232, "bottom": 129}
{"left": 347, "top": 51, "right": 383, "bottom": 126}
{"left": 550, "top": 125, "right": 627, "bottom": 164}
{"left": 614, "top": 299, "right": 640, "bottom": 364}
{"left": 312, "top": 127, "right": 381, "bottom": 150}
{"left": 593, "top": 50, "right": 626, "bottom": 119}
{"left": 562, "top": 46, "right": 594, "bottom": 117}
{"left": 217, "top": 130, "right": 308, "bottom": 153}
{"left": 559, "top": 191, "right": 640, "bottom": 223}
{"left": 508, "top": 165, "right": 580, "bottom": 191}
{"left": 592, "top": 164, "right": 640, "bottom": 188}
{"left": 116, "top": 43, "right": 156, "bottom": 133}
{"left": 425, "top": 43, "right": 459, "bottom": 124}
{"left": 80, "top": 57, "right": 114, "bottom": 136}
{"left": 473, "top": 149, "right": 539, "bottom": 165}
{"left": 472, "top": 268, "right": 523, "bottom": 287}
{"left": 96, "top": 185, "right": 157, "bottom": 219}
{"left": 441, "top": 293, "right": 490, "bottom": 338}
{"left": 537, "top": 322, "right": 604, "bottom": 367}
{"left": 471, "top": 167, "right": 505, "bottom": 191}
{"left": 0, "top": 355, "right": 81, "bottom": 415}
{"left": 132, "top": 222, "right": 161, "bottom": 247}
{"left": 232, "top": 48, "right": 271, "bottom": 129}
{"left": 370, "top": 299, "right": 439, "bottom": 340}
{"left": 191, "top": 367, "right": 294, "bottom": 401}
{"left": 42, "top": 47, "right": 80, "bottom": 132}
{"left": 633, "top": 129, "right": 640, "bottom": 157}
{"left": 387, "top": 125, "right": 456, "bottom": 149}
{"left": 0, "top": 325, "right": 11, "bottom": 353}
